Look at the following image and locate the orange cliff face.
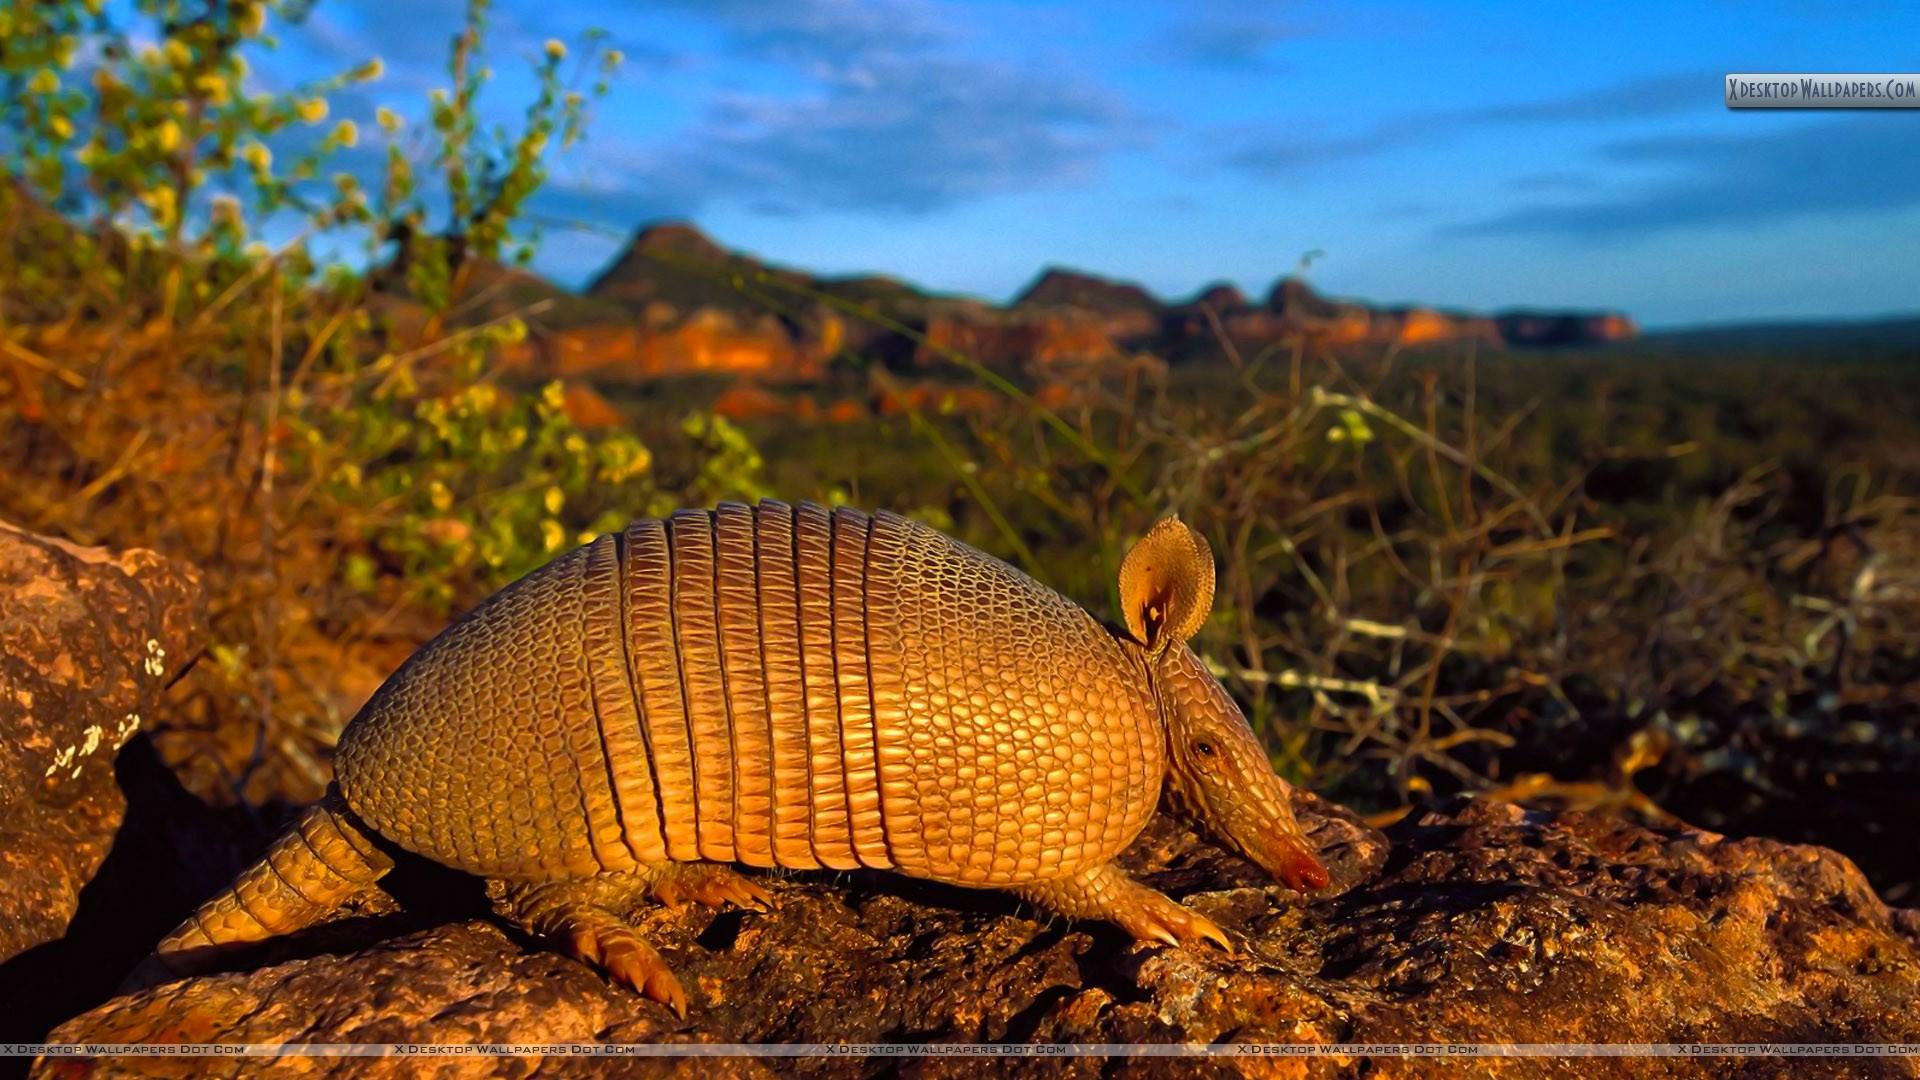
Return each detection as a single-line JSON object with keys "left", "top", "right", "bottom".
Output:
{"left": 914, "top": 310, "right": 1123, "bottom": 374}
{"left": 502, "top": 309, "right": 831, "bottom": 383}
{"left": 483, "top": 222, "right": 1637, "bottom": 387}
{"left": 1393, "top": 308, "right": 1502, "bottom": 346}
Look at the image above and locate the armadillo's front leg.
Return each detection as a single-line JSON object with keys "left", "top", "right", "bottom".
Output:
{"left": 487, "top": 876, "right": 689, "bottom": 1016}
{"left": 1013, "top": 862, "right": 1233, "bottom": 952}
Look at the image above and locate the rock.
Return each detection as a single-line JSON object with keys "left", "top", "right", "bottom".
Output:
{"left": 584, "top": 222, "right": 782, "bottom": 311}
{"left": 41, "top": 791, "right": 1919, "bottom": 1076}
{"left": 823, "top": 399, "right": 867, "bottom": 424}
{"left": 872, "top": 383, "right": 1004, "bottom": 419}
{"left": 1013, "top": 267, "right": 1161, "bottom": 315}
{"left": 557, "top": 382, "right": 625, "bottom": 430}
{"left": 1178, "top": 283, "right": 1250, "bottom": 313}
{"left": 0, "top": 521, "right": 204, "bottom": 964}
{"left": 501, "top": 313, "right": 826, "bottom": 385}
{"left": 711, "top": 382, "right": 793, "bottom": 421}
{"left": 1013, "top": 267, "right": 1163, "bottom": 332}
{"left": 916, "top": 311, "right": 1127, "bottom": 375}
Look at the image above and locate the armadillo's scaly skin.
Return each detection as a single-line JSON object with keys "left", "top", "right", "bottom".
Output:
{"left": 128, "top": 790, "right": 394, "bottom": 988}
{"left": 334, "top": 499, "right": 1165, "bottom": 889}
{"left": 144, "top": 502, "right": 1329, "bottom": 1011}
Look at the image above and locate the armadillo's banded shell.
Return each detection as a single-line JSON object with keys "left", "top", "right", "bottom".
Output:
{"left": 335, "top": 500, "right": 1162, "bottom": 887}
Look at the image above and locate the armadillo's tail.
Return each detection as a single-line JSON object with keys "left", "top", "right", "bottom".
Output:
{"left": 124, "top": 786, "right": 394, "bottom": 990}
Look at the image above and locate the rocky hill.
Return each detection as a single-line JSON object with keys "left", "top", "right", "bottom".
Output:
{"left": 488, "top": 222, "right": 1637, "bottom": 386}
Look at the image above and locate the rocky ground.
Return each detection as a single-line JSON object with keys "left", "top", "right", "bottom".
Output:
{"left": 5, "top": 521, "right": 1918, "bottom": 1079}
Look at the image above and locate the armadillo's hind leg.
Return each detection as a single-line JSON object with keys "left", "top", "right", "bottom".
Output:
{"left": 1013, "top": 862, "right": 1233, "bottom": 953}
{"left": 487, "top": 875, "right": 689, "bottom": 1016}
{"left": 642, "top": 862, "right": 774, "bottom": 911}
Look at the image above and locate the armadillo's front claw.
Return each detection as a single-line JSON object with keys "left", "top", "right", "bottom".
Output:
{"left": 1193, "top": 913, "right": 1235, "bottom": 954}
{"left": 1014, "top": 861, "right": 1238, "bottom": 956}
{"left": 1120, "top": 897, "right": 1236, "bottom": 955}
{"left": 646, "top": 863, "right": 775, "bottom": 912}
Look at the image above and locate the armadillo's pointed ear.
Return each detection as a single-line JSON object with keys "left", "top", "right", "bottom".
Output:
{"left": 1118, "top": 515, "right": 1216, "bottom": 655}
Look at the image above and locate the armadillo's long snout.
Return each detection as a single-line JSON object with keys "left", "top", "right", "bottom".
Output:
{"left": 1275, "top": 842, "right": 1331, "bottom": 892}
{"left": 1184, "top": 759, "right": 1333, "bottom": 894}
{"left": 1238, "top": 820, "right": 1331, "bottom": 893}
{"left": 1156, "top": 641, "right": 1336, "bottom": 897}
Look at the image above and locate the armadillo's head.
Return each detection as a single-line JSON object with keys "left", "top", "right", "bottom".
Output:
{"left": 1116, "top": 517, "right": 1331, "bottom": 894}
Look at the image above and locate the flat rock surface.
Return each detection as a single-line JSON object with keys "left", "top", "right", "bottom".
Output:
{"left": 0, "top": 520, "right": 203, "bottom": 964}
{"left": 37, "top": 791, "right": 1920, "bottom": 1078}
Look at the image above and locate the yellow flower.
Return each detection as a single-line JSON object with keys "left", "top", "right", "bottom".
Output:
{"left": 358, "top": 58, "right": 385, "bottom": 82}
{"left": 140, "top": 186, "right": 178, "bottom": 227}
{"left": 544, "top": 39, "right": 566, "bottom": 61}
{"left": 332, "top": 119, "right": 358, "bottom": 148}
{"left": 541, "top": 520, "right": 566, "bottom": 552}
{"left": 296, "top": 97, "right": 329, "bottom": 124}
{"left": 48, "top": 115, "right": 73, "bottom": 141}
{"left": 543, "top": 486, "right": 565, "bottom": 515}
{"left": 154, "top": 119, "right": 181, "bottom": 152}
{"left": 376, "top": 106, "right": 402, "bottom": 133}
{"left": 242, "top": 141, "right": 271, "bottom": 171}
{"left": 540, "top": 381, "right": 566, "bottom": 410}
{"left": 28, "top": 69, "right": 58, "bottom": 95}
{"left": 195, "top": 72, "right": 230, "bottom": 106}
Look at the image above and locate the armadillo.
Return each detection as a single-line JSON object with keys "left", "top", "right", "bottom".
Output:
{"left": 142, "top": 500, "right": 1330, "bottom": 1014}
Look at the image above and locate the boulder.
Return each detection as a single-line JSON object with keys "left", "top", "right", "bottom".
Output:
{"left": 39, "top": 792, "right": 1920, "bottom": 1077}
{"left": 0, "top": 521, "right": 204, "bottom": 964}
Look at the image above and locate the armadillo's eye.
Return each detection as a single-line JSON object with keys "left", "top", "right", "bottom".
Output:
{"left": 1192, "top": 739, "right": 1216, "bottom": 758}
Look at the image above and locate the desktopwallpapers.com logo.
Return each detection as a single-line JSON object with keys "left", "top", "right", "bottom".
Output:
{"left": 1726, "top": 73, "right": 1919, "bottom": 108}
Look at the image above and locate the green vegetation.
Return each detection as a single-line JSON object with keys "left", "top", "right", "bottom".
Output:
{"left": 0, "top": 0, "right": 764, "bottom": 803}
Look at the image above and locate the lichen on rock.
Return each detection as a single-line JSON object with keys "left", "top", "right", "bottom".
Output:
{"left": 0, "top": 520, "right": 204, "bottom": 964}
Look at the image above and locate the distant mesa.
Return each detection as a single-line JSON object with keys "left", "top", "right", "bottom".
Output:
{"left": 1179, "top": 282, "right": 1251, "bottom": 312}
{"left": 1497, "top": 310, "right": 1640, "bottom": 348}
{"left": 1014, "top": 267, "right": 1162, "bottom": 315}
{"left": 450, "top": 220, "right": 1636, "bottom": 389}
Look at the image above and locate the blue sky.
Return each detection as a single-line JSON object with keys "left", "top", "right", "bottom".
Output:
{"left": 282, "top": 0, "right": 1920, "bottom": 327}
